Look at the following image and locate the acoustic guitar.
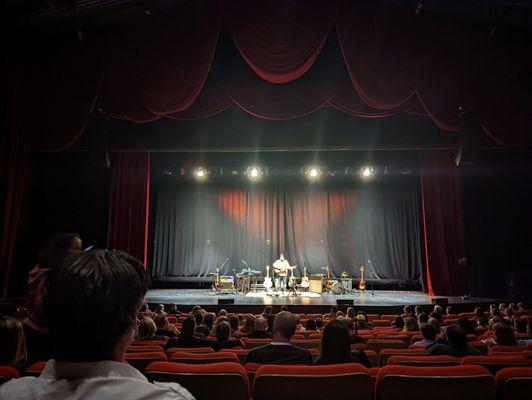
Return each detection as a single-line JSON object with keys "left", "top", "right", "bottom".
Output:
{"left": 358, "top": 265, "right": 366, "bottom": 291}
{"left": 263, "top": 265, "right": 273, "bottom": 289}
{"left": 325, "top": 265, "right": 332, "bottom": 290}
{"left": 301, "top": 267, "right": 310, "bottom": 288}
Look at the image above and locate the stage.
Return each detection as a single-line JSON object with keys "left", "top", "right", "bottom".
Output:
{"left": 145, "top": 288, "right": 502, "bottom": 314}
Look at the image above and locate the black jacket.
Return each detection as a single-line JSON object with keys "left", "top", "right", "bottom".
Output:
{"left": 247, "top": 344, "right": 313, "bottom": 365}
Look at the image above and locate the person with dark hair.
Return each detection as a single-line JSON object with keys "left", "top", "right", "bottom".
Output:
{"left": 247, "top": 312, "right": 312, "bottom": 365}
{"left": 167, "top": 317, "right": 210, "bottom": 350}
{"left": 305, "top": 319, "right": 317, "bottom": 332}
{"left": 154, "top": 314, "right": 178, "bottom": 338}
{"left": 247, "top": 316, "right": 271, "bottom": 338}
{"left": 493, "top": 325, "right": 518, "bottom": 346}
{"left": 343, "top": 318, "right": 366, "bottom": 344}
{"left": 203, "top": 313, "right": 216, "bottom": 335}
{"left": 266, "top": 314, "right": 275, "bottom": 333}
{"left": 262, "top": 306, "right": 273, "bottom": 319}
{"left": 417, "top": 312, "right": 429, "bottom": 325}
{"left": 474, "top": 307, "right": 484, "bottom": 319}
{"left": 430, "top": 325, "right": 481, "bottom": 357}
{"left": 315, "top": 318, "right": 323, "bottom": 331}
{"left": 401, "top": 305, "right": 415, "bottom": 318}
{"left": 228, "top": 314, "right": 240, "bottom": 334}
{"left": 414, "top": 305, "right": 423, "bottom": 317}
{"left": 325, "top": 306, "right": 339, "bottom": 319}
{"left": 1, "top": 249, "right": 193, "bottom": 399}
{"left": 457, "top": 317, "right": 477, "bottom": 335}
{"left": 429, "top": 311, "right": 444, "bottom": 323}
{"left": 403, "top": 317, "right": 419, "bottom": 332}
{"left": 166, "top": 304, "right": 181, "bottom": 316}
{"left": 241, "top": 316, "right": 256, "bottom": 336}
{"left": 445, "top": 306, "right": 454, "bottom": 316}
{"left": 192, "top": 305, "right": 202, "bottom": 314}
{"left": 0, "top": 317, "right": 27, "bottom": 371}
{"left": 315, "top": 319, "right": 370, "bottom": 367}
{"left": 392, "top": 316, "right": 404, "bottom": 331}
{"left": 194, "top": 310, "right": 210, "bottom": 338}
{"left": 212, "top": 321, "right": 245, "bottom": 351}
{"left": 218, "top": 308, "right": 227, "bottom": 317}
{"left": 280, "top": 305, "right": 289, "bottom": 312}
{"left": 412, "top": 323, "right": 437, "bottom": 349}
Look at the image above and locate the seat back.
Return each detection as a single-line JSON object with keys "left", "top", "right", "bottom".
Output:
{"left": 242, "top": 338, "right": 271, "bottom": 349}
{"left": 170, "top": 351, "right": 239, "bottom": 364}
{"left": 125, "top": 351, "right": 167, "bottom": 372}
{"left": 23, "top": 361, "right": 47, "bottom": 377}
{"left": 495, "top": 367, "right": 532, "bottom": 400}
{"left": 166, "top": 347, "right": 215, "bottom": 357}
{"left": 388, "top": 355, "right": 461, "bottom": 367}
{"left": 372, "top": 320, "right": 392, "bottom": 328}
{"left": 220, "top": 348, "right": 249, "bottom": 364}
{"left": 379, "top": 348, "right": 429, "bottom": 366}
{"left": 131, "top": 339, "right": 167, "bottom": 347}
{"left": 126, "top": 345, "right": 164, "bottom": 353}
{"left": 367, "top": 339, "right": 408, "bottom": 354}
{"left": 145, "top": 362, "right": 249, "bottom": 400}
{"left": 377, "top": 334, "right": 411, "bottom": 344}
{"left": 489, "top": 345, "right": 529, "bottom": 353}
{"left": 489, "top": 351, "right": 532, "bottom": 359}
{"left": 377, "top": 365, "right": 495, "bottom": 400}
{"left": 252, "top": 363, "right": 372, "bottom": 400}
{"left": 0, "top": 366, "right": 19, "bottom": 384}
{"left": 290, "top": 339, "right": 321, "bottom": 350}
{"left": 461, "top": 356, "right": 530, "bottom": 375}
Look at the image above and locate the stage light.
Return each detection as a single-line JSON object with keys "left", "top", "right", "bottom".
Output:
{"left": 193, "top": 167, "right": 208, "bottom": 180}
{"left": 305, "top": 166, "right": 322, "bottom": 181}
{"left": 245, "top": 166, "right": 262, "bottom": 181}
{"left": 362, "top": 167, "right": 371, "bottom": 177}
{"left": 360, "top": 166, "right": 374, "bottom": 179}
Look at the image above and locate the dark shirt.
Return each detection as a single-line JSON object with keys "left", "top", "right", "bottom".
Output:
{"left": 167, "top": 310, "right": 181, "bottom": 316}
{"left": 212, "top": 339, "right": 244, "bottom": 352}
{"left": 155, "top": 329, "right": 177, "bottom": 338}
{"left": 247, "top": 344, "right": 313, "bottom": 365}
{"left": 166, "top": 336, "right": 211, "bottom": 349}
{"left": 349, "top": 334, "right": 366, "bottom": 344}
{"left": 23, "top": 323, "right": 52, "bottom": 365}
{"left": 246, "top": 330, "right": 271, "bottom": 339}
{"left": 195, "top": 325, "right": 211, "bottom": 338}
{"left": 429, "top": 344, "right": 481, "bottom": 357}
{"left": 315, "top": 349, "right": 371, "bottom": 368}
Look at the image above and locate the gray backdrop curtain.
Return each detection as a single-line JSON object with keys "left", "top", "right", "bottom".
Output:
{"left": 152, "top": 181, "right": 422, "bottom": 282}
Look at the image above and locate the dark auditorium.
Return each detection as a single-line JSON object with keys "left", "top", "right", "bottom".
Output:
{"left": 1, "top": 1, "right": 531, "bottom": 399}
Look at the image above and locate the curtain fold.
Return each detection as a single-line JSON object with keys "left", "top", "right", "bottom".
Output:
{"left": 420, "top": 150, "right": 466, "bottom": 296}
{"left": 108, "top": 152, "right": 151, "bottom": 266}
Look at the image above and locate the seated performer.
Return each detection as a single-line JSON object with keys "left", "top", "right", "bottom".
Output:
{"left": 273, "top": 253, "right": 290, "bottom": 292}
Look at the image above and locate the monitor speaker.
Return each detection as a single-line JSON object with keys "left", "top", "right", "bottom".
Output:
{"left": 336, "top": 299, "right": 354, "bottom": 306}
{"left": 431, "top": 297, "right": 449, "bottom": 306}
{"left": 218, "top": 299, "right": 235, "bottom": 305}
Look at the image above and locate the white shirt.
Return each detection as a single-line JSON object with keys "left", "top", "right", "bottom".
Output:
{"left": 0, "top": 359, "right": 195, "bottom": 400}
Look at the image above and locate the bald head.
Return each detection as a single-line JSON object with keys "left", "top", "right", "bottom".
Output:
{"left": 272, "top": 311, "right": 297, "bottom": 341}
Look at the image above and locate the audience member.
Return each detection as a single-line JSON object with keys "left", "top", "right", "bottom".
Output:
{"left": 429, "top": 311, "right": 444, "bottom": 323}
{"left": 167, "top": 317, "right": 211, "bottom": 349}
{"left": 212, "top": 321, "right": 245, "bottom": 351}
{"left": 218, "top": 308, "right": 227, "bottom": 317}
{"left": 194, "top": 310, "right": 210, "bottom": 338}
{"left": 493, "top": 325, "right": 518, "bottom": 346}
{"left": 474, "top": 307, "right": 484, "bottom": 320}
{"left": 166, "top": 304, "right": 181, "bottom": 316}
{"left": 346, "top": 307, "right": 356, "bottom": 320}
{"left": 304, "top": 319, "right": 317, "bottom": 332}
{"left": 203, "top": 313, "right": 216, "bottom": 335}
{"left": 401, "top": 305, "right": 414, "bottom": 318}
{"left": 228, "top": 315, "right": 240, "bottom": 334}
{"left": 247, "top": 312, "right": 312, "bottom": 365}
{"left": 315, "top": 318, "right": 323, "bottom": 331}
{"left": 417, "top": 312, "right": 429, "bottom": 325}
{"left": 315, "top": 319, "right": 370, "bottom": 367}
{"left": 266, "top": 314, "right": 275, "bottom": 333}
{"left": 517, "top": 318, "right": 532, "bottom": 346}
{"left": 280, "top": 305, "right": 289, "bottom": 312}
{"left": 428, "top": 317, "right": 442, "bottom": 336}
{"left": 154, "top": 314, "right": 178, "bottom": 338}
{"left": 445, "top": 306, "right": 454, "bottom": 316}
{"left": 325, "top": 306, "right": 339, "bottom": 319}
{"left": 403, "top": 317, "right": 419, "bottom": 332}
{"left": 137, "top": 317, "right": 166, "bottom": 340}
{"left": 241, "top": 316, "right": 256, "bottom": 335}
{"left": 261, "top": 306, "right": 273, "bottom": 319}
{"left": 247, "top": 316, "right": 271, "bottom": 338}
{"left": 433, "top": 305, "right": 443, "bottom": 315}
{"left": 0, "top": 316, "right": 27, "bottom": 371}
{"left": 356, "top": 313, "right": 369, "bottom": 330}
{"left": 343, "top": 318, "right": 366, "bottom": 344}
{"left": 154, "top": 304, "right": 165, "bottom": 316}
{"left": 392, "top": 316, "right": 404, "bottom": 331}
{"left": 335, "top": 310, "right": 345, "bottom": 319}
{"left": 430, "top": 325, "right": 481, "bottom": 357}
{"left": 192, "top": 305, "right": 202, "bottom": 314}
{"left": 414, "top": 305, "right": 423, "bottom": 317}
{"left": 457, "top": 317, "right": 477, "bottom": 335}
{"left": 1, "top": 249, "right": 193, "bottom": 400}
{"left": 412, "top": 323, "right": 437, "bottom": 349}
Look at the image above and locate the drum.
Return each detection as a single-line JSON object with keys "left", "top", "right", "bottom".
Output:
{"left": 331, "top": 281, "right": 344, "bottom": 295}
{"left": 341, "top": 278, "right": 352, "bottom": 292}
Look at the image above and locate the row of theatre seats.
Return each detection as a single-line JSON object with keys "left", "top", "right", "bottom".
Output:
{"left": 5, "top": 342, "right": 531, "bottom": 400}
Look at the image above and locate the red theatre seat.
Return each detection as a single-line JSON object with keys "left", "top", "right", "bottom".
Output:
{"left": 387, "top": 355, "right": 461, "bottom": 367}
{"left": 145, "top": 362, "right": 249, "bottom": 400}
{"left": 252, "top": 363, "right": 372, "bottom": 400}
{"left": 166, "top": 347, "right": 215, "bottom": 357}
{"left": 125, "top": 351, "right": 167, "bottom": 372}
{"left": 24, "top": 361, "right": 47, "bottom": 377}
{"left": 489, "top": 345, "right": 530, "bottom": 353}
{"left": 219, "top": 348, "right": 249, "bottom": 364}
{"left": 379, "top": 348, "right": 429, "bottom": 366}
{"left": 495, "top": 367, "right": 532, "bottom": 400}
{"left": 376, "top": 365, "right": 495, "bottom": 400}
{"left": 461, "top": 356, "right": 530, "bottom": 375}
{"left": 126, "top": 345, "right": 164, "bottom": 353}
{"left": 0, "top": 366, "right": 19, "bottom": 383}
{"left": 242, "top": 338, "right": 271, "bottom": 349}
{"left": 169, "top": 351, "right": 239, "bottom": 364}
{"left": 367, "top": 339, "right": 408, "bottom": 354}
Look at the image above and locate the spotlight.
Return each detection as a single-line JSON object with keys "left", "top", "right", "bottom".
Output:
{"left": 245, "top": 166, "right": 262, "bottom": 181}
{"left": 305, "top": 166, "right": 322, "bottom": 181}
{"left": 360, "top": 166, "right": 374, "bottom": 179}
{"left": 193, "top": 167, "right": 208, "bottom": 180}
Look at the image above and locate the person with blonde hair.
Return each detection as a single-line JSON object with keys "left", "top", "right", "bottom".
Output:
{"left": 0, "top": 317, "right": 27, "bottom": 371}
{"left": 137, "top": 316, "right": 165, "bottom": 340}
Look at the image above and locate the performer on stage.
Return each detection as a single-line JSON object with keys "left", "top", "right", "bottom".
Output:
{"left": 273, "top": 253, "right": 290, "bottom": 293}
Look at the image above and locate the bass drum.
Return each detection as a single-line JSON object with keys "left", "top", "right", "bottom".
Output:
{"left": 331, "top": 281, "right": 344, "bottom": 295}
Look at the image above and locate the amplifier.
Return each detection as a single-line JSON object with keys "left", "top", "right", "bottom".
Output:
{"left": 309, "top": 275, "right": 323, "bottom": 294}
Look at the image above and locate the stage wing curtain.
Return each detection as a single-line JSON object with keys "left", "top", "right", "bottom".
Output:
{"left": 108, "top": 152, "right": 151, "bottom": 266}
{"left": 152, "top": 182, "right": 422, "bottom": 282}
{"left": 420, "top": 150, "right": 466, "bottom": 296}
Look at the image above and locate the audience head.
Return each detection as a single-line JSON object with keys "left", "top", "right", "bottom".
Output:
{"left": 192, "top": 305, "right": 202, "bottom": 313}
{"left": 414, "top": 305, "right": 422, "bottom": 316}
{"left": 428, "top": 317, "right": 442, "bottom": 334}
{"left": 215, "top": 321, "right": 231, "bottom": 342}
{"left": 37, "top": 232, "right": 82, "bottom": 268}
{"left": 181, "top": 317, "right": 196, "bottom": 338}
{"left": 218, "top": 309, "right": 227, "bottom": 317}
{"left": 457, "top": 317, "right": 476, "bottom": 335}
{"left": 154, "top": 314, "right": 169, "bottom": 330}
{"left": 433, "top": 305, "right": 443, "bottom": 315}
{"left": 315, "top": 318, "right": 323, "bottom": 329}
{"left": 138, "top": 317, "right": 157, "bottom": 339}
{"left": 305, "top": 319, "right": 317, "bottom": 331}
{"left": 392, "top": 316, "right": 405, "bottom": 330}
{"left": 336, "top": 310, "right": 345, "bottom": 318}
{"left": 446, "top": 306, "right": 453, "bottom": 315}
{"left": 272, "top": 311, "right": 297, "bottom": 341}
{"left": 155, "top": 304, "right": 165, "bottom": 314}
{"left": 499, "top": 303, "right": 506, "bottom": 312}
{"left": 194, "top": 310, "right": 204, "bottom": 325}
{"left": 318, "top": 319, "right": 352, "bottom": 365}
{"left": 403, "top": 305, "right": 413, "bottom": 316}
{"left": 516, "top": 302, "right": 524, "bottom": 311}
{"left": 266, "top": 314, "right": 275, "bottom": 332}
{"left": 494, "top": 325, "right": 518, "bottom": 346}
{"left": 403, "top": 317, "right": 419, "bottom": 332}
{"left": 418, "top": 312, "right": 429, "bottom": 324}
{"left": 445, "top": 325, "right": 468, "bottom": 349}
{"left": 168, "top": 303, "right": 177, "bottom": 311}
{"left": 343, "top": 317, "right": 354, "bottom": 332}
{"left": 204, "top": 313, "right": 215, "bottom": 329}
{"left": 242, "top": 316, "right": 256, "bottom": 333}
{"left": 420, "top": 322, "right": 437, "bottom": 341}
{"left": 255, "top": 316, "right": 268, "bottom": 332}
{"left": 331, "top": 306, "right": 339, "bottom": 315}
{"left": 229, "top": 315, "right": 239, "bottom": 332}
{"left": 281, "top": 305, "right": 289, "bottom": 312}
{"left": 474, "top": 307, "right": 484, "bottom": 318}
{"left": 346, "top": 307, "right": 355, "bottom": 319}
{"left": 44, "top": 249, "right": 149, "bottom": 362}
{"left": 262, "top": 306, "right": 273, "bottom": 316}
{"left": 0, "top": 316, "right": 27, "bottom": 369}
{"left": 429, "top": 311, "right": 444, "bottom": 323}
{"left": 140, "top": 302, "right": 150, "bottom": 313}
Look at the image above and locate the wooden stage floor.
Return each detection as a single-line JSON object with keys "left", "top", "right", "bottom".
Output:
{"left": 145, "top": 288, "right": 501, "bottom": 312}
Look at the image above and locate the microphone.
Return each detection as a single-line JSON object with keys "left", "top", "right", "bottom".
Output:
{"left": 241, "top": 259, "right": 249, "bottom": 266}
{"left": 367, "top": 259, "right": 372, "bottom": 264}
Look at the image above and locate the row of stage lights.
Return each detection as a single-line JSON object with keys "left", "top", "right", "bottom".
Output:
{"left": 188, "top": 165, "right": 376, "bottom": 182}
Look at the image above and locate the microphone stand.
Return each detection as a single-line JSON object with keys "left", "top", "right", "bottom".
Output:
{"left": 367, "top": 259, "right": 375, "bottom": 296}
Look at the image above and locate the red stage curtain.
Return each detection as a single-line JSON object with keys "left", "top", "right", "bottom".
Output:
{"left": 420, "top": 150, "right": 466, "bottom": 296}
{"left": 222, "top": 0, "right": 333, "bottom": 84}
{"left": 102, "top": 0, "right": 221, "bottom": 123}
{"left": 107, "top": 152, "right": 151, "bottom": 266}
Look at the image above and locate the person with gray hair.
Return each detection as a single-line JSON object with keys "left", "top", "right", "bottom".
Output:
{"left": 247, "top": 312, "right": 312, "bottom": 365}
{"left": 247, "top": 316, "right": 271, "bottom": 338}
